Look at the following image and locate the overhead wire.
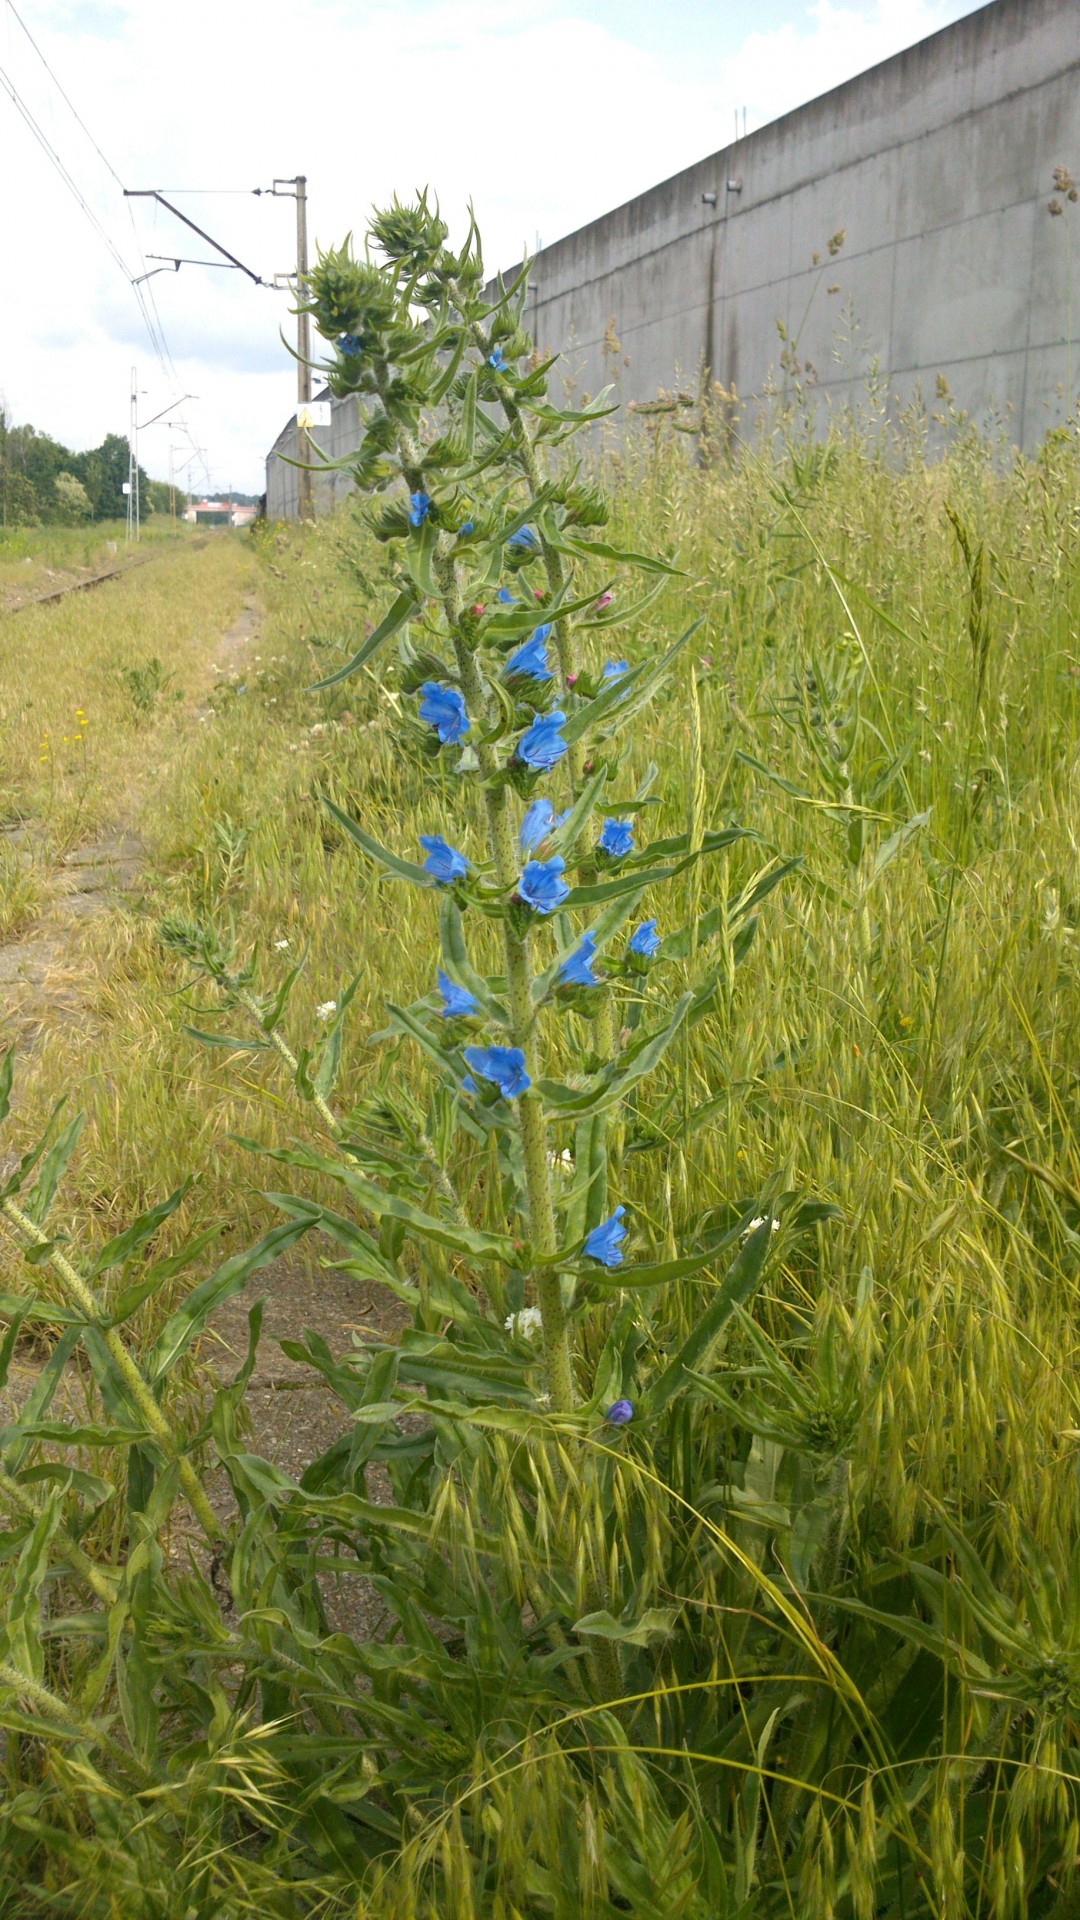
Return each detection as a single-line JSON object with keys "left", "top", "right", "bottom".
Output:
{"left": 1, "top": 0, "right": 224, "bottom": 491}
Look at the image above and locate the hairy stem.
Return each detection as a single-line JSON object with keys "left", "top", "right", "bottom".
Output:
{"left": 0, "top": 1197, "right": 220, "bottom": 1543}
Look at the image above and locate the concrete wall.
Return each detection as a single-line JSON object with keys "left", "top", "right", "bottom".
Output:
{"left": 266, "top": 0, "right": 1080, "bottom": 515}
{"left": 266, "top": 398, "right": 362, "bottom": 521}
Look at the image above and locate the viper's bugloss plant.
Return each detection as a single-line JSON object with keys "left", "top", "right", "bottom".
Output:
{"left": 6, "top": 192, "right": 1078, "bottom": 1920}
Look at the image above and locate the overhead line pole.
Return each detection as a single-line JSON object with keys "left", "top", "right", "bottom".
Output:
{"left": 271, "top": 175, "right": 313, "bottom": 520}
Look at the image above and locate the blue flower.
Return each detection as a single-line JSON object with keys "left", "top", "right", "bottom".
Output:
{"left": 418, "top": 682, "right": 469, "bottom": 745}
{"left": 519, "top": 856, "right": 569, "bottom": 914}
{"left": 488, "top": 346, "right": 506, "bottom": 370}
{"left": 437, "top": 970, "right": 478, "bottom": 1018}
{"left": 584, "top": 1206, "right": 626, "bottom": 1268}
{"left": 520, "top": 797, "right": 554, "bottom": 853}
{"left": 599, "top": 817, "right": 634, "bottom": 859}
{"left": 556, "top": 932, "right": 599, "bottom": 988}
{"left": 519, "top": 798, "right": 570, "bottom": 854}
{"left": 497, "top": 586, "right": 518, "bottom": 605}
{"left": 463, "top": 1044, "right": 530, "bottom": 1099}
{"left": 338, "top": 333, "right": 362, "bottom": 356}
{"left": 605, "top": 1399, "right": 634, "bottom": 1426}
{"left": 517, "top": 711, "right": 567, "bottom": 771}
{"left": 505, "top": 629, "right": 552, "bottom": 681}
{"left": 420, "top": 835, "right": 469, "bottom": 885}
{"left": 461, "top": 1074, "right": 478, "bottom": 1094}
{"left": 458, "top": 520, "right": 474, "bottom": 536}
{"left": 628, "top": 919, "right": 660, "bottom": 957}
{"left": 508, "top": 526, "right": 538, "bottom": 551}
{"left": 409, "top": 491, "right": 432, "bottom": 528}
{"left": 604, "top": 659, "right": 630, "bottom": 680}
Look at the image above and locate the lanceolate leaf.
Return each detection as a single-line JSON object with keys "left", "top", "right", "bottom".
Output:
{"left": 146, "top": 1218, "right": 313, "bottom": 1384}
{"left": 644, "top": 1222, "right": 773, "bottom": 1417}
{"left": 323, "top": 799, "right": 435, "bottom": 886}
{"left": 309, "top": 588, "right": 421, "bottom": 692}
{"left": 539, "top": 994, "right": 693, "bottom": 1119}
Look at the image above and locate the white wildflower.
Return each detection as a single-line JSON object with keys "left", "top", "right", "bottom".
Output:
{"left": 505, "top": 1306, "right": 543, "bottom": 1341}
{"left": 742, "top": 1215, "right": 779, "bottom": 1241}
{"left": 547, "top": 1148, "right": 574, "bottom": 1172}
{"left": 274, "top": 939, "right": 290, "bottom": 951}
{"left": 315, "top": 1001, "right": 338, "bottom": 1023}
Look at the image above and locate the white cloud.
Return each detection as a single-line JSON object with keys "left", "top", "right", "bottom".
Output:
{"left": 0, "top": 0, "right": 976, "bottom": 492}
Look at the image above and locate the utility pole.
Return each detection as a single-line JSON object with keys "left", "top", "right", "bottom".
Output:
{"left": 127, "top": 367, "right": 138, "bottom": 543}
{"left": 272, "top": 175, "right": 313, "bottom": 520}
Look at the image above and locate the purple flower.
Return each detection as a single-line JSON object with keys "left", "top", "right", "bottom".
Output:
{"left": 488, "top": 346, "right": 506, "bottom": 370}
{"left": 508, "top": 526, "right": 538, "bottom": 551}
{"left": 409, "top": 491, "right": 432, "bottom": 528}
{"left": 420, "top": 835, "right": 469, "bottom": 885}
{"left": 605, "top": 1399, "right": 634, "bottom": 1426}
{"left": 519, "top": 856, "right": 569, "bottom": 914}
{"left": 504, "top": 627, "right": 552, "bottom": 681}
{"left": 463, "top": 1044, "right": 530, "bottom": 1099}
{"left": 599, "top": 817, "right": 634, "bottom": 859}
{"left": 437, "top": 970, "right": 478, "bottom": 1018}
{"left": 338, "top": 333, "right": 362, "bottom": 356}
{"left": 517, "top": 710, "right": 567, "bottom": 772}
{"left": 604, "top": 659, "right": 630, "bottom": 680}
{"left": 418, "top": 682, "right": 469, "bottom": 745}
{"left": 556, "top": 932, "right": 599, "bottom": 988}
{"left": 584, "top": 1206, "right": 626, "bottom": 1268}
{"left": 628, "top": 920, "right": 660, "bottom": 957}
{"left": 520, "top": 798, "right": 570, "bottom": 854}
{"left": 497, "top": 586, "right": 518, "bottom": 605}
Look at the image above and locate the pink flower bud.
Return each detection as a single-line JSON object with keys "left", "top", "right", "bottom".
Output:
{"left": 469, "top": 603, "right": 485, "bottom": 618}
{"left": 566, "top": 673, "right": 578, "bottom": 687}
{"left": 534, "top": 589, "right": 545, "bottom": 602}
{"left": 595, "top": 592, "right": 613, "bottom": 611}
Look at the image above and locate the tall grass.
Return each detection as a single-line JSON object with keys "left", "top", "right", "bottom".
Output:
{"left": 2, "top": 397, "right": 1080, "bottom": 1915}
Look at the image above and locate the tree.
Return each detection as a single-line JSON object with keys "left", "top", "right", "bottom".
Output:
{"left": 54, "top": 471, "right": 92, "bottom": 520}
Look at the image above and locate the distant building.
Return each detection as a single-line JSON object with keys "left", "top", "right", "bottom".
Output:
{"left": 182, "top": 501, "right": 258, "bottom": 528}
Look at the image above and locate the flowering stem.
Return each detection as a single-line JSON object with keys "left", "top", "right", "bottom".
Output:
{"left": 433, "top": 544, "right": 575, "bottom": 1414}
{"left": 470, "top": 328, "right": 584, "bottom": 794}
{"left": 0, "top": 1196, "right": 220, "bottom": 1544}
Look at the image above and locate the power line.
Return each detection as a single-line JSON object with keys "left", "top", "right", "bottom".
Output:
{"left": 0, "top": 5, "right": 211, "bottom": 489}
{"left": 5, "top": 0, "right": 124, "bottom": 186}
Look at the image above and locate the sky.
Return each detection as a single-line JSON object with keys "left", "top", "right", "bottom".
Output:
{"left": 0, "top": 0, "right": 987, "bottom": 496}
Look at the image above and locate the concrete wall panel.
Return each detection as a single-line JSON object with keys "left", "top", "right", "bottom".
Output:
{"left": 267, "top": 0, "right": 1080, "bottom": 514}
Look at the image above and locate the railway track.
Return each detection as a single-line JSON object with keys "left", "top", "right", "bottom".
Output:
{"left": 2, "top": 536, "right": 211, "bottom": 615}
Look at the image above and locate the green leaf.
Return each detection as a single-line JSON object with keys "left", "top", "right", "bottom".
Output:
{"left": 0, "top": 1049, "right": 12, "bottom": 1128}
{"left": 0, "top": 1329, "right": 82, "bottom": 1470}
{"left": 322, "top": 798, "right": 434, "bottom": 886}
{"left": 183, "top": 1025, "right": 271, "bottom": 1054}
{"left": 574, "top": 1606, "right": 676, "bottom": 1646}
{"left": 253, "top": 1141, "right": 519, "bottom": 1266}
{"left": 146, "top": 1219, "right": 313, "bottom": 1384}
{"left": 308, "top": 587, "right": 420, "bottom": 692}
{"left": 2, "top": 1495, "right": 62, "bottom": 1681}
{"left": 438, "top": 898, "right": 506, "bottom": 1023}
{"left": 24, "top": 1113, "right": 84, "bottom": 1226}
{"left": 88, "top": 1183, "right": 192, "bottom": 1280}
{"left": 870, "top": 809, "right": 931, "bottom": 882}
{"left": 564, "top": 538, "right": 684, "bottom": 577}
{"left": 540, "top": 993, "right": 693, "bottom": 1119}
{"left": 644, "top": 1223, "right": 773, "bottom": 1417}
{"left": 0, "top": 1307, "right": 28, "bottom": 1397}
{"left": 583, "top": 1232, "right": 741, "bottom": 1291}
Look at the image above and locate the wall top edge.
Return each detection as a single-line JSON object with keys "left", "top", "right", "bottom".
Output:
{"left": 491, "top": 0, "right": 1061, "bottom": 283}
